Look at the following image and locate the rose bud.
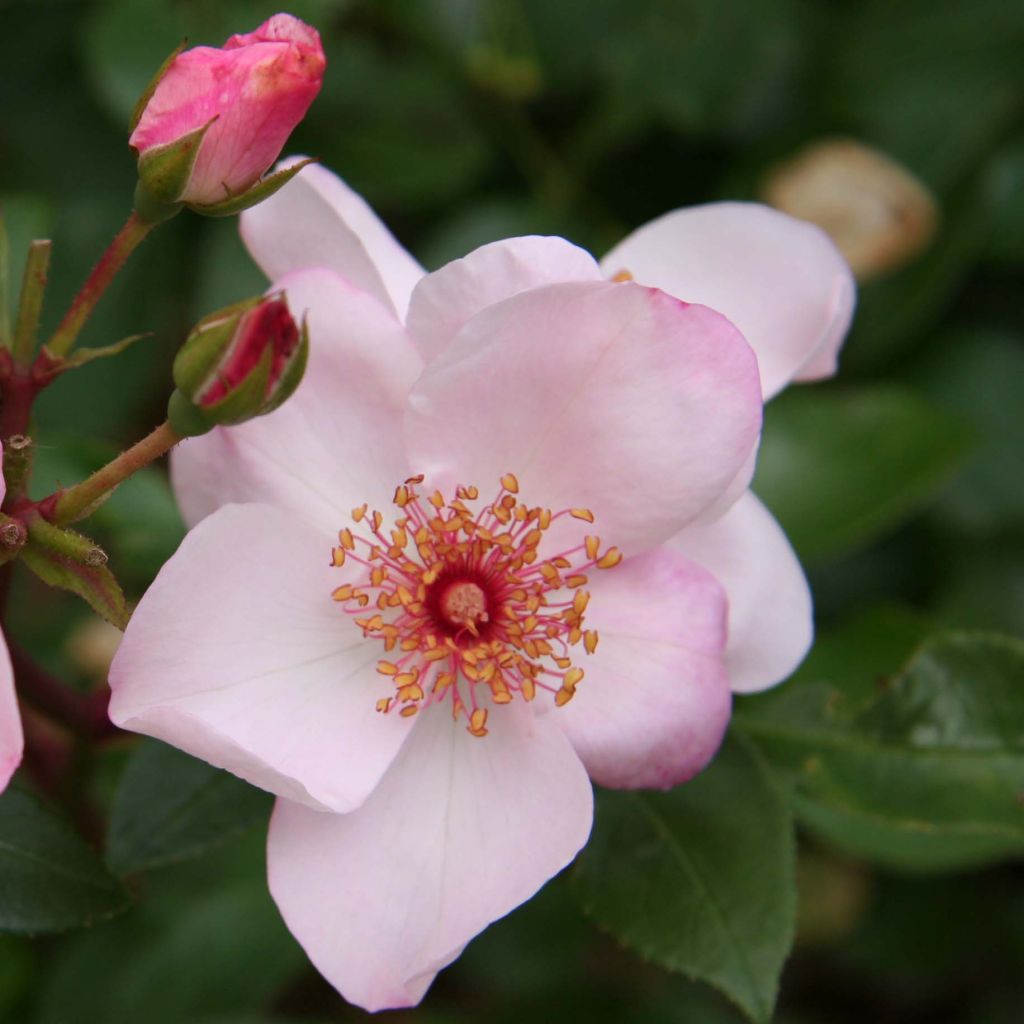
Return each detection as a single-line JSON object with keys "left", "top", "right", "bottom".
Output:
{"left": 129, "top": 14, "right": 325, "bottom": 222}
{"left": 168, "top": 295, "right": 308, "bottom": 437}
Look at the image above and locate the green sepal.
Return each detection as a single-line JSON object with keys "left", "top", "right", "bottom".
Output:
{"left": 171, "top": 296, "right": 259, "bottom": 398}
{"left": 187, "top": 158, "right": 317, "bottom": 217}
{"left": 260, "top": 316, "right": 309, "bottom": 415}
{"left": 39, "top": 333, "right": 150, "bottom": 378}
{"left": 167, "top": 390, "right": 214, "bottom": 438}
{"left": 134, "top": 116, "right": 216, "bottom": 207}
{"left": 129, "top": 38, "right": 188, "bottom": 133}
{"left": 21, "top": 534, "right": 129, "bottom": 630}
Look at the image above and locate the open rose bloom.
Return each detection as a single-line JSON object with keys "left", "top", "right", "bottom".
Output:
{"left": 109, "top": 163, "right": 854, "bottom": 1010}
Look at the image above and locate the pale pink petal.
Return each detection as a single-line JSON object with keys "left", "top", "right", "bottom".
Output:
{"left": 405, "top": 280, "right": 762, "bottom": 554}
{"left": 171, "top": 266, "right": 421, "bottom": 531}
{"left": 267, "top": 700, "right": 591, "bottom": 1011}
{"left": 0, "top": 630, "right": 23, "bottom": 793}
{"left": 556, "top": 546, "right": 730, "bottom": 788}
{"left": 667, "top": 491, "right": 812, "bottom": 693}
{"left": 109, "top": 504, "right": 413, "bottom": 813}
{"left": 240, "top": 159, "right": 424, "bottom": 318}
{"left": 405, "top": 236, "right": 602, "bottom": 362}
{"left": 601, "top": 203, "right": 856, "bottom": 400}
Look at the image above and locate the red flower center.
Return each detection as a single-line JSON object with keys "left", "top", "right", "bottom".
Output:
{"left": 329, "top": 474, "right": 622, "bottom": 737}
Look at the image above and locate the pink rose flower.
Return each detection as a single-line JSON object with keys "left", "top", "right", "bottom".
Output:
{"left": 109, "top": 162, "right": 854, "bottom": 1011}
{"left": 0, "top": 449, "right": 25, "bottom": 794}
{"left": 129, "top": 15, "right": 325, "bottom": 208}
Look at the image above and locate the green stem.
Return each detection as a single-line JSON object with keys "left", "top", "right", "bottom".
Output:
{"left": 12, "top": 241, "right": 52, "bottom": 367}
{"left": 49, "top": 420, "right": 180, "bottom": 525}
{"left": 26, "top": 515, "right": 107, "bottom": 566}
{"left": 46, "top": 212, "right": 153, "bottom": 358}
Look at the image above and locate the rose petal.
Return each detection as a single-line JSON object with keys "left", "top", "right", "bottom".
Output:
{"left": 0, "top": 630, "right": 23, "bottom": 794}
{"left": 405, "top": 236, "right": 602, "bottom": 362}
{"left": 556, "top": 546, "right": 731, "bottom": 788}
{"left": 267, "top": 701, "right": 592, "bottom": 1012}
{"left": 405, "top": 280, "right": 762, "bottom": 554}
{"left": 171, "top": 266, "right": 421, "bottom": 531}
{"left": 109, "top": 503, "right": 414, "bottom": 813}
{"left": 240, "top": 159, "right": 424, "bottom": 318}
{"left": 667, "top": 491, "right": 812, "bottom": 693}
{"left": 601, "top": 202, "right": 856, "bottom": 399}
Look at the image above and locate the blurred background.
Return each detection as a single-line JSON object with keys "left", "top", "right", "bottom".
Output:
{"left": 1, "top": 0, "right": 1023, "bottom": 1021}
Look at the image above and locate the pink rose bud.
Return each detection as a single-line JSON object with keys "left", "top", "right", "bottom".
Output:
{"left": 130, "top": 14, "right": 325, "bottom": 220}
{"left": 168, "top": 294, "right": 309, "bottom": 437}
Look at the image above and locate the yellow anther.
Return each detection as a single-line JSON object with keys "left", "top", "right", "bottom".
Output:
{"left": 400, "top": 704, "right": 419, "bottom": 718}
{"left": 585, "top": 536, "right": 600, "bottom": 560}
{"left": 570, "top": 508, "right": 595, "bottom": 523}
{"left": 331, "top": 547, "right": 347, "bottom": 567}
{"left": 501, "top": 473, "right": 519, "bottom": 494}
{"left": 397, "top": 683, "right": 424, "bottom": 703}
{"left": 376, "top": 698, "right": 392, "bottom": 714}
{"left": 584, "top": 630, "right": 599, "bottom": 654}
{"left": 597, "top": 547, "right": 623, "bottom": 569}
{"left": 352, "top": 504, "right": 367, "bottom": 522}
{"left": 331, "top": 584, "right": 353, "bottom": 601}
{"left": 338, "top": 528, "right": 355, "bottom": 551}
{"left": 564, "top": 666, "right": 584, "bottom": 689}
{"left": 423, "top": 647, "right": 450, "bottom": 662}
{"left": 405, "top": 474, "right": 425, "bottom": 485}
{"left": 468, "top": 708, "right": 489, "bottom": 736}
{"left": 610, "top": 268, "right": 633, "bottom": 282}
{"left": 376, "top": 661, "right": 399, "bottom": 676}
{"left": 573, "top": 590, "right": 590, "bottom": 615}
{"left": 566, "top": 574, "right": 588, "bottom": 588}
{"left": 554, "top": 687, "right": 574, "bottom": 707}
{"left": 394, "top": 485, "right": 411, "bottom": 507}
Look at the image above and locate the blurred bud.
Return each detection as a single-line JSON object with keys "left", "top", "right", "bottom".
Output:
{"left": 761, "top": 138, "right": 938, "bottom": 281}
{"left": 129, "top": 14, "right": 325, "bottom": 221}
{"left": 65, "top": 618, "right": 124, "bottom": 684}
{"left": 168, "top": 295, "right": 308, "bottom": 437}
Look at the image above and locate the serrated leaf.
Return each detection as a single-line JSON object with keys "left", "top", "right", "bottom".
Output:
{"left": 107, "top": 740, "right": 272, "bottom": 876}
{"left": 738, "top": 630, "right": 1024, "bottom": 870}
{"left": 20, "top": 539, "right": 128, "bottom": 629}
{"left": 0, "top": 784, "right": 130, "bottom": 933}
{"left": 571, "top": 736, "right": 796, "bottom": 1024}
{"left": 754, "top": 384, "right": 969, "bottom": 561}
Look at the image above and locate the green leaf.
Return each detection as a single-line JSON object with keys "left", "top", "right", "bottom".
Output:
{"left": 754, "top": 384, "right": 969, "bottom": 561}
{"left": 739, "top": 630, "right": 1024, "bottom": 871}
{"left": 20, "top": 538, "right": 129, "bottom": 629}
{"left": 571, "top": 736, "right": 796, "bottom": 1024}
{"left": 916, "top": 329, "right": 1024, "bottom": 536}
{"left": 107, "top": 740, "right": 272, "bottom": 876}
{"left": 37, "top": 833, "right": 306, "bottom": 1024}
{"left": 0, "top": 785, "right": 130, "bottom": 934}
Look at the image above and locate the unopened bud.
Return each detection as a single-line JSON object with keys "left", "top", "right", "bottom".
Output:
{"left": 130, "top": 14, "right": 325, "bottom": 222}
{"left": 761, "top": 138, "right": 938, "bottom": 281}
{"left": 168, "top": 295, "right": 308, "bottom": 437}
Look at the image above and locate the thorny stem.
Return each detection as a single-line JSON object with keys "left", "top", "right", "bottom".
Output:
{"left": 48, "top": 419, "right": 181, "bottom": 525}
{"left": 45, "top": 211, "right": 153, "bottom": 358}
